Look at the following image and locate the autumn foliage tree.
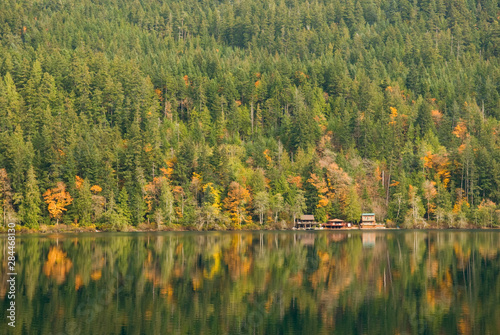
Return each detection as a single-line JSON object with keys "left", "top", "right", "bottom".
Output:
{"left": 43, "top": 182, "right": 73, "bottom": 225}
{"left": 223, "top": 181, "right": 251, "bottom": 226}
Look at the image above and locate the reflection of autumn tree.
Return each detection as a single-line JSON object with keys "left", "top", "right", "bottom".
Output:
{"left": 43, "top": 247, "right": 73, "bottom": 284}
{"left": 223, "top": 234, "right": 253, "bottom": 280}
{"left": 203, "top": 245, "right": 221, "bottom": 280}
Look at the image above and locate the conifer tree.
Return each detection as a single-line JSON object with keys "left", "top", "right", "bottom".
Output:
{"left": 20, "top": 166, "right": 41, "bottom": 228}
{"left": 74, "top": 177, "right": 93, "bottom": 225}
{"left": 117, "top": 187, "right": 132, "bottom": 226}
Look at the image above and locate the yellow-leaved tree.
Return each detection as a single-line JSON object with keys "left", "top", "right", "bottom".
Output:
{"left": 43, "top": 182, "right": 73, "bottom": 225}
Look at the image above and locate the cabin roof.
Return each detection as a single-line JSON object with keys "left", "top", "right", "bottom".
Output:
{"left": 328, "top": 219, "right": 344, "bottom": 223}
{"left": 362, "top": 213, "right": 375, "bottom": 216}
{"left": 301, "top": 214, "right": 315, "bottom": 221}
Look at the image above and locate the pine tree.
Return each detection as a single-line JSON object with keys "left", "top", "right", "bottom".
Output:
{"left": 20, "top": 166, "right": 41, "bottom": 228}
{"left": 117, "top": 187, "right": 132, "bottom": 225}
{"left": 159, "top": 178, "right": 175, "bottom": 224}
{"left": 343, "top": 185, "right": 362, "bottom": 223}
{"left": 74, "top": 177, "right": 92, "bottom": 225}
{"left": 0, "top": 168, "right": 15, "bottom": 226}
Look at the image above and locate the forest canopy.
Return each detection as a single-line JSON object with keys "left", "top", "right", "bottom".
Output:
{"left": 0, "top": 0, "right": 499, "bottom": 229}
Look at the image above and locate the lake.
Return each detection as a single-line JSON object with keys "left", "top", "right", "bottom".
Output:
{"left": 1, "top": 230, "right": 500, "bottom": 334}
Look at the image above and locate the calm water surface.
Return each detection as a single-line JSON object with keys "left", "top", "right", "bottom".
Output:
{"left": 2, "top": 230, "right": 500, "bottom": 334}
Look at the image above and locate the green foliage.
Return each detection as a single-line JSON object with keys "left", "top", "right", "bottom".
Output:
{"left": 117, "top": 187, "right": 132, "bottom": 226}
{"left": 74, "top": 179, "right": 92, "bottom": 226}
{"left": 344, "top": 186, "right": 362, "bottom": 223}
{"left": 19, "top": 166, "right": 40, "bottom": 228}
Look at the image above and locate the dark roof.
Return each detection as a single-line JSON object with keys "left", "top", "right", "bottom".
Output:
{"left": 301, "top": 214, "right": 315, "bottom": 221}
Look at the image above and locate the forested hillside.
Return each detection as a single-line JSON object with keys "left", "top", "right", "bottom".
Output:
{"left": 0, "top": 0, "right": 499, "bottom": 229}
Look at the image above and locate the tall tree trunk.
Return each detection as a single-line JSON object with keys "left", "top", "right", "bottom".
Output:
{"left": 251, "top": 101, "right": 254, "bottom": 134}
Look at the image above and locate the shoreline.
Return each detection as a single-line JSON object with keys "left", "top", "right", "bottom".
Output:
{"left": 1, "top": 223, "right": 499, "bottom": 235}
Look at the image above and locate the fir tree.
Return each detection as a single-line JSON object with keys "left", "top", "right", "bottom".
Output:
{"left": 20, "top": 166, "right": 41, "bottom": 228}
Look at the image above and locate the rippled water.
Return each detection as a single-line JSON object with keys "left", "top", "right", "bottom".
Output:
{"left": 2, "top": 230, "right": 500, "bottom": 334}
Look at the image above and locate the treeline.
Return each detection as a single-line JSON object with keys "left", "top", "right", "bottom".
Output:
{"left": 0, "top": 0, "right": 499, "bottom": 229}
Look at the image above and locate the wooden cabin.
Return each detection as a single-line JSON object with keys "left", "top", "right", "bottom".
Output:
{"left": 323, "top": 218, "right": 346, "bottom": 229}
{"left": 360, "top": 213, "right": 385, "bottom": 229}
{"left": 295, "top": 214, "right": 319, "bottom": 229}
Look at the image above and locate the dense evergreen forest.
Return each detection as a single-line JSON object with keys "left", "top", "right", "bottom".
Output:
{"left": 0, "top": 0, "right": 499, "bottom": 230}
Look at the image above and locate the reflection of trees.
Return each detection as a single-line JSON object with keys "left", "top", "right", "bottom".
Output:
{"left": 43, "top": 246, "right": 73, "bottom": 284}
{"left": 2, "top": 232, "right": 500, "bottom": 333}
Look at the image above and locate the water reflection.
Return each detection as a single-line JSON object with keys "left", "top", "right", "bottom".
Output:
{"left": 2, "top": 231, "right": 500, "bottom": 334}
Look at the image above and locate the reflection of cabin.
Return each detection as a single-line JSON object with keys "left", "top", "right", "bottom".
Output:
{"left": 329, "top": 233, "right": 348, "bottom": 242}
{"left": 362, "top": 233, "right": 376, "bottom": 247}
{"left": 299, "top": 234, "right": 316, "bottom": 246}
{"left": 360, "top": 213, "right": 385, "bottom": 229}
{"left": 295, "top": 215, "right": 319, "bottom": 229}
{"left": 323, "top": 219, "right": 346, "bottom": 229}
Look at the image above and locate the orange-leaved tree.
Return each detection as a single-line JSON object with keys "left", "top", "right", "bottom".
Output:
{"left": 43, "top": 182, "right": 73, "bottom": 225}
{"left": 307, "top": 173, "right": 329, "bottom": 208}
{"left": 223, "top": 181, "right": 251, "bottom": 226}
